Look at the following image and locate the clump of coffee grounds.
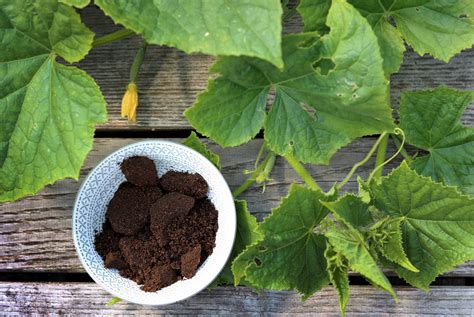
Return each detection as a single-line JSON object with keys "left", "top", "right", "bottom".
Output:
{"left": 94, "top": 156, "right": 218, "bottom": 292}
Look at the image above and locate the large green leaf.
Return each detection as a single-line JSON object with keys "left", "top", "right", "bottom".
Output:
{"left": 232, "top": 184, "right": 333, "bottom": 298}
{"left": 0, "top": 0, "right": 107, "bottom": 202}
{"left": 299, "top": 0, "right": 474, "bottom": 76}
{"left": 95, "top": 0, "right": 283, "bottom": 67}
{"left": 182, "top": 132, "right": 221, "bottom": 169}
{"left": 370, "top": 162, "right": 474, "bottom": 290}
{"left": 187, "top": 0, "right": 394, "bottom": 164}
{"left": 212, "top": 200, "right": 261, "bottom": 286}
{"left": 324, "top": 197, "right": 396, "bottom": 298}
{"left": 399, "top": 87, "right": 474, "bottom": 195}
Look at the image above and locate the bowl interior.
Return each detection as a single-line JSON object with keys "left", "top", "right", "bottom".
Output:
{"left": 73, "top": 140, "right": 236, "bottom": 305}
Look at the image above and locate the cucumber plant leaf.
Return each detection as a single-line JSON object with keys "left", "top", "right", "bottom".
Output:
{"left": 60, "top": 0, "right": 90, "bottom": 8}
{"left": 232, "top": 184, "right": 334, "bottom": 298}
{"left": 299, "top": 0, "right": 474, "bottom": 76}
{"left": 0, "top": 0, "right": 107, "bottom": 202}
{"left": 399, "top": 87, "right": 474, "bottom": 195}
{"left": 95, "top": 0, "right": 283, "bottom": 68}
{"left": 370, "top": 162, "right": 474, "bottom": 290}
{"left": 325, "top": 244, "right": 350, "bottom": 316}
{"left": 187, "top": 0, "right": 394, "bottom": 164}
{"left": 182, "top": 132, "right": 221, "bottom": 169}
{"left": 370, "top": 218, "right": 419, "bottom": 272}
{"left": 324, "top": 198, "right": 396, "bottom": 299}
{"left": 212, "top": 199, "right": 261, "bottom": 287}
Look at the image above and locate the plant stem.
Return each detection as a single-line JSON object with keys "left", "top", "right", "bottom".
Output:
{"left": 373, "top": 133, "right": 389, "bottom": 179}
{"left": 336, "top": 132, "right": 388, "bottom": 190}
{"left": 130, "top": 43, "right": 148, "bottom": 82}
{"left": 257, "top": 151, "right": 276, "bottom": 183}
{"left": 368, "top": 128, "right": 406, "bottom": 183}
{"left": 92, "top": 29, "right": 135, "bottom": 48}
{"left": 285, "top": 154, "right": 321, "bottom": 191}
{"left": 232, "top": 152, "right": 276, "bottom": 198}
{"left": 254, "top": 141, "right": 268, "bottom": 169}
{"left": 392, "top": 133, "right": 412, "bottom": 163}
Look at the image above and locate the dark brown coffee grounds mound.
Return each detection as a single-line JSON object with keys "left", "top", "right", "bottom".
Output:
{"left": 150, "top": 192, "right": 195, "bottom": 247}
{"left": 105, "top": 251, "right": 128, "bottom": 270}
{"left": 106, "top": 183, "right": 149, "bottom": 236}
{"left": 121, "top": 156, "right": 158, "bottom": 187}
{"left": 181, "top": 244, "right": 202, "bottom": 279}
{"left": 160, "top": 171, "right": 209, "bottom": 199}
{"left": 94, "top": 221, "right": 122, "bottom": 258}
{"left": 94, "top": 155, "right": 219, "bottom": 292}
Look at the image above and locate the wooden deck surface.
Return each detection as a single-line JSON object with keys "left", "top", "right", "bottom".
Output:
{"left": 0, "top": 4, "right": 473, "bottom": 316}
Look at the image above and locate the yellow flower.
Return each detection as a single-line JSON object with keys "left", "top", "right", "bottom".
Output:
{"left": 121, "top": 82, "right": 138, "bottom": 122}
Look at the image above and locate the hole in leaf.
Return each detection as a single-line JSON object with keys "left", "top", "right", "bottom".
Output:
{"left": 459, "top": 14, "right": 467, "bottom": 19}
{"left": 314, "top": 58, "right": 335, "bottom": 75}
{"left": 254, "top": 257, "right": 262, "bottom": 266}
{"left": 415, "top": 7, "right": 420, "bottom": 12}
{"left": 258, "top": 245, "right": 267, "bottom": 252}
{"left": 289, "top": 140, "right": 295, "bottom": 146}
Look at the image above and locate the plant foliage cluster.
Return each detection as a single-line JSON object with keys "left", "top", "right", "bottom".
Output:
{"left": 1, "top": 0, "right": 473, "bottom": 314}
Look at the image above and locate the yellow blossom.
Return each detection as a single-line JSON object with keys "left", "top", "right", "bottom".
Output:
{"left": 121, "top": 82, "right": 138, "bottom": 122}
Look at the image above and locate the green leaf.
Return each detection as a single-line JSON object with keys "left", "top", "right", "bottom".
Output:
{"left": 95, "top": 0, "right": 283, "bottom": 68}
{"left": 399, "top": 87, "right": 474, "bottom": 195}
{"left": 350, "top": 0, "right": 474, "bottom": 75}
{"left": 106, "top": 297, "right": 122, "bottom": 306}
{"left": 370, "top": 218, "right": 419, "bottom": 273}
{"left": 297, "top": 0, "right": 331, "bottom": 33}
{"left": 325, "top": 220, "right": 396, "bottom": 299}
{"left": 211, "top": 200, "right": 261, "bottom": 286}
{"left": 325, "top": 244, "right": 350, "bottom": 316}
{"left": 232, "top": 184, "right": 333, "bottom": 298}
{"left": 182, "top": 132, "right": 221, "bottom": 169}
{"left": 370, "top": 162, "right": 474, "bottom": 290}
{"left": 323, "top": 194, "right": 374, "bottom": 230}
{"left": 300, "top": 0, "right": 474, "bottom": 76}
{"left": 0, "top": 0, "right": 107, "bottom": 202}
{"left": 60, "top": 0, "right": 90, "bottom": 8}
{"left": 187, "top": 0, "right": 394, "bottom": 164}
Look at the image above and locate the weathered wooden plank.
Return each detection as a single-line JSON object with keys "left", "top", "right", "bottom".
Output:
{"left": 0, "top": 138, "right": 473, "bottom": 275}
{"left": 1, "top": 283, "right": 473, "bottom": 315}
{"left": 77, "top": 6, "right": 474, "bottom": 130}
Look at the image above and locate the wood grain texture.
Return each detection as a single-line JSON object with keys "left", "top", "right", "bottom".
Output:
{"left": 0, "top": 138, "right": 472, "bottom": 275}
{"left": 77, "top": 6, "right": 473, "bottom": 130}
{"left": 1, "top": 283, "right": 473, "bottom": 315}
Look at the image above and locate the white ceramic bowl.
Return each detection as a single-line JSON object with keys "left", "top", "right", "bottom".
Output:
{"left": 73, "top": 140, "right": 236, "bottom": 305}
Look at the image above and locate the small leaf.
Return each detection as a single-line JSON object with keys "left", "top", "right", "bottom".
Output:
{"left": 211, "top": 200, "right": 261, "bottom": 287}
{"left": 106, "top": 297, "right": 122, "bottom": 306}
{"left": 323, "top": 194, "right": 373, "bottom": 230}
{"left": 325, "top": 222, "right": 396, "bottom": 299}
{"left": 370, "top": 218, "right": 419, "bottom": 273}
{"left": 95, "top": 0, "right": 283, "bottom": 67}
{"left": 232, "top": 184, "right": 333, "bottom": 298}
{"left": 370, "top": 162, "right": 474, "bottom": 290}
{"left": 325, "top": 244, "right": 350, "bottom": 316}
{"left": 399, "top": 86, "right": 474, "bottom": 195}
{"left": 182, "top": 132, "right": 221, "bottom": 169}
{"left": 323, "top": 197, "right": 396, "bottom": 299}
